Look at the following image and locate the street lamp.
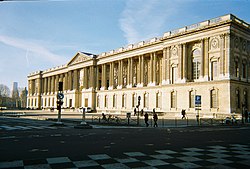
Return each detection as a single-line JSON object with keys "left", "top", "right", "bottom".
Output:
{"left": 137, "top": 96, "right": 141, "bottom": 125}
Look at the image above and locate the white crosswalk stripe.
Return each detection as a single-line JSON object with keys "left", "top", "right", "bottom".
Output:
{"left": 0, "top": 125, "right": 71, "bottom": 131}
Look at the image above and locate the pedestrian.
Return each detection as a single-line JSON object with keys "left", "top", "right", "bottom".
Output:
{"left": 141, "top": 109, "right": 144, "bottom": 116}
{"left": 144, "top": 112, "right": 149, "bottom": 127}
{"left": 181, "top": 109, "right": 186, "bottom": 119}
{"left": 153, "top": 108, "right": 158, "bottom": 127}
{"left": 134, "top": 107, "right": 137, "bottom": 116}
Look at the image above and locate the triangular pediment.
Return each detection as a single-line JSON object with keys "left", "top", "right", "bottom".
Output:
{"left": 67, "top": 52, "right": 95, "bottom": 66}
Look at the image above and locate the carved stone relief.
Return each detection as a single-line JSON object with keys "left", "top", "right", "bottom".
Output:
{"left": 210, "top": 37, "right": 219, "bottom": 50}
{"left": 171, "top": 46, "right": 178, "bottom": 57}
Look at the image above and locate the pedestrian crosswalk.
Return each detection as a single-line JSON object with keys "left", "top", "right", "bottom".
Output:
{"left": 0, "top": 125, "right": 72, "bottom": 131}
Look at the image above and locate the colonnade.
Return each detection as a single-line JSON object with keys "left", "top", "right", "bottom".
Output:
{"left": 28, "top": 34, "right": 230, "bottom": 97}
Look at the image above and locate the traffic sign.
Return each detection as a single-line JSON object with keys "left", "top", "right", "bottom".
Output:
{"left": 195, "top": 95, "right": 201, "bottom": 107}
{"left": 57, "top": 93, "right": 64, "bottom": 100}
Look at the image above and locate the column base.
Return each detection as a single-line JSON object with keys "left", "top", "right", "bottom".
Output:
{"left": 108, "top": 86, "right": 113, "bottom": 90}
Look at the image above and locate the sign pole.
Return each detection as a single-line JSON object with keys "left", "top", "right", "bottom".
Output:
{"left": 195, "top": 95, "right": 201, "bottom": 125}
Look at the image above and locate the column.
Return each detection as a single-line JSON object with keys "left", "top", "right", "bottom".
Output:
{"left": 204, "top": 38, "right": 209, "bottom": 80}
{"left": 101, "top": 64, "right": 105, "bottom": 90}
{"left": 220, "top": 34, "right": 225, "bottom": 76}
{"left": 55, "top": 75, "right": 59, "bottom": 93}
{"left": 138, "top": 56, "right": 141, "bottom": 85}
{"left": 201, "top": 39, "right": 204, "bottom": 78}
{"left": 141, "top": 55, "right": 144, "bottom": 86}
{"left": 44, "top": 78, "right": 47, "bottom": 94}
{"left": 109, "top": 62, "right": 113, "bottom": 89}
{"left": 51, "top": 76, "right": 55, "bottom": 93}
{"left": 118, "top": 60, "right": 122, "bottom": 88}
{"left": 162, "top": 48, "right": 167, "bottom": 84}
{"left": 130, "top": 58, "right": 133, "bottom": 87}
{"left": 224, "top": 33, "right": 230, "bottom": 78}
{"left": 166, "top": 47, "right": 170, "bottom": 84}
{"left": 182, "top": 43, "right": 187, "bottom": 81}
{"left": 48, "top": 77, "right": 51, "bottom": 93}
{"left": 150, "top": 53, "right": 153, "bottom": 84}
{"left": 178, "top": 45, "right": 183, "bottom": 80}
{"left": 68, "top": 71, "right": 72, "bottom": 90}
{"left": 127, "top": 59, "right": 131, "bottom": 88}
{"left": 73, "top": 69, "right": 78, "bottom": 90}
{"left": 64, "top": 73, "right": 68, "bottom": 91}
{"left": 153, "top": 53, "right": 157, "bottom": 85}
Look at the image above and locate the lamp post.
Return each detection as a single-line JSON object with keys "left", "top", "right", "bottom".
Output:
{"left": 242, "top": 103, "right": 245, "bottom": 124}
{"left": 137, "top": 96, "right": 141, "bottom": 126}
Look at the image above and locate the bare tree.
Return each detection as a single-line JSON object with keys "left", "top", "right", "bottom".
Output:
{"left": 0, "top": 84, "right": 10, "bottom": 97}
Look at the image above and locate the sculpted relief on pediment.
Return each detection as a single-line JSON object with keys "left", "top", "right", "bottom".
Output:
{"left": 68, "top": 53, "right": 92, "bottom": 66}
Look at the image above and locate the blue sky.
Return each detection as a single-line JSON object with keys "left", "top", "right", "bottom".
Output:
{"left": 0, "top": 0, "right": 250, "bottom": 91}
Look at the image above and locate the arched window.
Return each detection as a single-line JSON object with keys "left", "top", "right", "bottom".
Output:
{"left": 192, "top": 49, "right": 201, "bottom": 80}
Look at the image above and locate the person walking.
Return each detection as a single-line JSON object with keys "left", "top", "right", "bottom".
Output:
{"left": 153, "top": 109, "right": 158, "bottom": 127}
{"left": 144, "top": 112, "right": 149, "bottom": 127}
{"left": 134, "top": 107, "right": 137, "bottom": 116}
{"left": 181, "top": 109, "right": 186, "bottom": 119}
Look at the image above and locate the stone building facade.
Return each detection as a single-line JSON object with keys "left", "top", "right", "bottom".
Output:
{"left": 27, "top": 14, "right": 250, "bottom": 118}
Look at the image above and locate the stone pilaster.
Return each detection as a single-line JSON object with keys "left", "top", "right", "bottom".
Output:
{"left": 224, "top": 33, "right": 230, "bottom": 78}
{"left": 204, "top": 38, "right": 209, "bottom": 80}
{"left": 200, "top": 39, "right": 204, "bottom": 78}
{"left": 73, "top": 69, "right": 78, "bottom": 90}
{"left": 141, "top": 55, "right": 144, "bottom": 86}
{"left": 51, "top": 76, "right": 55, "bottom": 93}
{"left": 182, "top": 43, "right": 187, "bottom": 82}
{"left": 130, "top": 58, "right": 133, "bottom": 87}
{"left": 166, "top": 47, "right": 170, "bottom": 84}
{"left": 220, "top": 34, "right": 225, "bottom": 76}
{"left": 48, "top": 77, "right": 51, "bottom": 93}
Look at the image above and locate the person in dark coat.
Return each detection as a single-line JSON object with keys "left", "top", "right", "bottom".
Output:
{"left": 134, "top": 107, "right": 137, "bottom": 116}
{"left": 181, "top": 109, "right": 186, "bottom": 119}
{"left": 144, "top": 112, "right": 149, "bottom": 127}
{"left": 153, "top": 108, "right": 158, "bottom": 127}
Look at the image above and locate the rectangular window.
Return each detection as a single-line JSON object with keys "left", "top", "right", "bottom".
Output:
{"left": 236, "top": 90, "right": 240, "bottom": 108}
{"left": 211, "top": 90, "right": 217, "bottom": 108}
{"left": 171, "top": 92, "right": 176, "bottom": 108}
{"left": 172, "top": 67, "right": 177, "bottom": 84}
{"left": 189, "top": 91, "right": 195, "bottom": 108}
{"left": 193, "top": 60, "right": 200, "bottom": 80}
{"left": 105, "top": 96, "right": 108, "bottom": 108}
{"left": 133, "top": 94, "right": 137, "bottom": 108}
{"left": 97, "top": 96, "right": 100, "bottom": 108}
{"left": 113, "top": 95, "right": 117, "bottom": 108}
{"left": 122, "top": 94, "right": 126, "bottom": 108}
{"left": 235, "top": 61, "right": 239, "bottom": 78}
{"left": 242, "top": 63, "right": 247, "bottom": 78}
{"left": 211, "top": 61, "right": 218, "bottom": 80}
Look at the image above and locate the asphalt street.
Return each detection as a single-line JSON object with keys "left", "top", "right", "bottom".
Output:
{"left": 0, "top": 117, "right": 250, "bottom": 168}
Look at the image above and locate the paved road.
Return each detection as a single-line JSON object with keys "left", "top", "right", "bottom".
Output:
{"left": 0, "top": 117, "right": 250, "bottom": 169}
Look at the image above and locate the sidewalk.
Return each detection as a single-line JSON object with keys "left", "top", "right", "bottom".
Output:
{"left": 1, "top": 109, "right": 248, "bottom": 128}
